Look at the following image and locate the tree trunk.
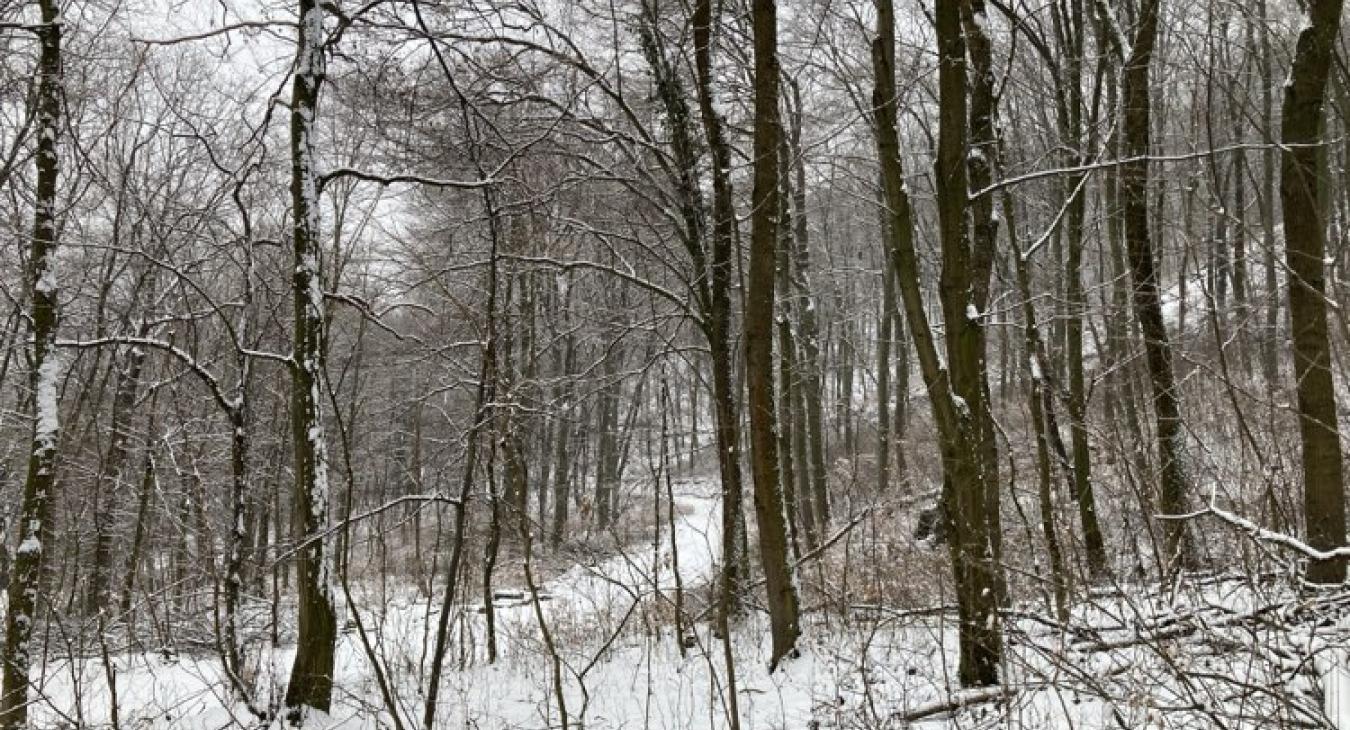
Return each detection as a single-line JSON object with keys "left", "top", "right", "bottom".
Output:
{"left": 777, "top": 137, "right": 802, "bottom": 558}
{"left": 877, "top": 214, "right": 894, "bottom": 497}
{"left": 747, "top": 0, "right": 801, "bottom": 671}
{"left": 690, "top": 0, "right": 750, "bottom": 641}
{"left": 85, "top": 337, "right": 148, "bottom": 614}
{"left": 873, "top": 0, "right": 1001, "bottom": 687}
{"left": 1231, "top": 40, "right": 1251, "bottom": 376}
{"left": 1051, "top": 0, "right": 1109, "bottom": 582}
{"left": 935, "top": 0, "right": 1002, "bottom": 685}
{"left": 549, "top": 279, "right": 576, "bottom": 548}
{"left": 1279, "top": 0, "right": 1348, "bottom": 584}
{"left": 120, "top": 440, "right": 157, "bottom": 617}
{"left": 595, "top": 343, "right": 622, "bottom": 531}
{"left": 0, "top": 2, "right": 62, "bottom": 722}
{"left": 283, "top": 0, "right": 339, "bottom": 717}
{"left": 959, "top": 0, "right": 1004, "bottom": 597}
{"left": 1118, "top": 0, "right": 1192, "bottom": 574}
{"left": 1258, "top": 0, "right": 1279, "bottom": 386}
{"left": 1002, "top": 171, "right": 1072, "bottom": 622}
{"left": 786, "top": 79, "right": 826, "bottom": 532}
{"left": 422, "top": 179, "right": 500, "bottom": 725}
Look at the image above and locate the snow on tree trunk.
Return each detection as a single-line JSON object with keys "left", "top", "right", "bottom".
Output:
{"left": 283, "top": 0, "right": 338, "bottom": 720}
{"left": 0, "top": 1, "right": 63, "bottom": 726}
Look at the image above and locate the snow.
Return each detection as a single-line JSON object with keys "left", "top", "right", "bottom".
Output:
{"left": 15, "top": 536, "right": 40, "bottom": 556}
{"left": 34, "top": 352, "right": 63, "bottom": 452}
{"left": 23, "top": 479, "right": 732, "bottom": 729}
{"left": 1326, "top": 645, "right": 1350, "bottom": 729}
{"left": 17, "top": 473, "right": 1350, "bottom": 729}
{"left": 969, "top": 6, "right": 987, "bottom": 33}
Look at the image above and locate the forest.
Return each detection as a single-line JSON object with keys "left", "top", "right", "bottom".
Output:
{"left": 0, "top": 0, "right": 1348, "bottom": 726}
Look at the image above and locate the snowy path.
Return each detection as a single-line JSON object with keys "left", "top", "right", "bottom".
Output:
{"left": 30, "top": 478, "right": 743, "bottom": 729}
{"left": 501, "top": 479, "right": 723, "bottom": 630}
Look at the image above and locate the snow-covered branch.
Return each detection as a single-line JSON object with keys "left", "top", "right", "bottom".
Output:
{"left": 1199, "top": 502, "right": 1350, "bottom": 563}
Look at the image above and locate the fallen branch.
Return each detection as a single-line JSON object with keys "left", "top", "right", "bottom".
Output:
{"left": 893, "top": 683, "right": 1035, "bottom": 723}
{"left": 1196, "top": 502, "right": 1350, "bottom": 562}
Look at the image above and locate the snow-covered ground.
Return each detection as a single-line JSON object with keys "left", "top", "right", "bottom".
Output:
{"left": 22, "top": 475, "right": 1350, "bottom": 729}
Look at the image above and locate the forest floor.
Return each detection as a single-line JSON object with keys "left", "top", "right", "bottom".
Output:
{"left": 24, "top": 475, "right": 1350, "bottom": 728}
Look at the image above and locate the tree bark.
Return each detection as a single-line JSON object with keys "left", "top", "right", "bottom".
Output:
{"left": 120, "top": 438, "right": 157, "bottom": 616}
{"left": 690, "top": 0, "right": 750, "bottom": 636}
{"left": 872, "top": 0, "right": 1002, "bottom": 686}
{"left": 85, "top": 337, "right": 148, "bottom": 614}
{"left": 787, "top": 83, "right": 830, "bottom": 538}
{"left": 775, "top": 164, "right": 801, "bottom": 558}
{"left": 0, "top": 1, "right": 63, "bottom": 722}
{"left": 1118, "top": 0, "right": 1193, "bottom": 574}
{"left": 1051, "top": 0, "right": 1109, "bottom": 581}
{"left": 747, "top": 0, "right": 801, "bottom": 670}
{"left": 549, "top": 278, "right": 576, "bottom": 548}
{"left": 594, "top": 342, "right": 622, "bottom": 530}
{"left": 935, "top": 0, "right": 1003, "bottom": 685}
{"left": 1280, "top": 0, "right": 1348, "bottom": 584}
{"left": 284, "top": 0, "right": 338, "bottom": 716}
{"left": 1258, "top": 0, "right": 1280, "bottom": 386}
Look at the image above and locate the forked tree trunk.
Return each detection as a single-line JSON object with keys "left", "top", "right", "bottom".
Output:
{"left": 85, "top": 337, "right": 148, "bottom": 615}
{"left": 1002, "top": 178, "right": 1072, "bottom": 622}
{"left": 872, "top": 0, "right": 1002, "bottom": 687}
{"left": 422, "top": 188, "right": 499, "bottom": 726}
{"left": 1049, "top": 0, "right": 1110, "bottom": 582}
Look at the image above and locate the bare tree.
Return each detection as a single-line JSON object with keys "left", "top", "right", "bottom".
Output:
{"left": 1279, "top": 0, "right": 1347, "bottom": 584}
{"left": 284, "top": 0, "right": 339, "bottom": 717}
{"left": 747, "top": 0, "right": 801, "bottom": 671}
{"left": 1108, "top": 0, "right": 1194, "bottom": 573}
{"left": 0, "top": 0, "right": 62, "bottom": 723}
{"left": 872, "top": 0, "right": 1003, "bottom": 688}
